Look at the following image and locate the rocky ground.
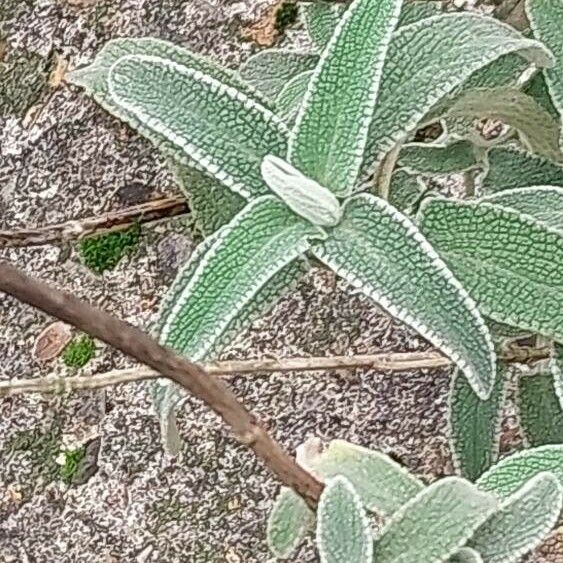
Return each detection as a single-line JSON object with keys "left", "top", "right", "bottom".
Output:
{"left": 0, "top": 0, "right": 561, "bottom": 561}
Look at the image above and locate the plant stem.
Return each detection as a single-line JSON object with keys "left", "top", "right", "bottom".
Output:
{"left": 375, "top": 143, "right": 402, "bottom": 200}
{"left": 0, "top": 260, "right": 323, "bottom": 508}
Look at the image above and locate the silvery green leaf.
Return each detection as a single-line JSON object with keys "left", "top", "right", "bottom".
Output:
{"left": 398, "top": 1, "right": 442, "bottom": 27}
{"left": 362, "top": 13, "right": 552, "bottom": 180}
{"left": 372, "top": 477, "right": 498, "bottom": 563}
{"left": 261, "top": 155, "right": 342, "bottom": 227}
{"left": 303, "top": 2, "right": 345, "bottom": 51}
{"left": 418, "top": 198, "right": 563, "bottom": 343}
{"left": 317, "top": 477, "right": 372, "bottom": 563}
{"left": 450, "top": 548, "right": 484, "bottom": 563}
{"left": 550, "top": 343, "right": 563, "bottom": 411}
{"left": 398, "top": 141, "right": 478, "bottom": 176}
{"left": 476, "top": 445, "right": 563, "bottom": 497}
{"left": 275, "top": 70, "right": 313, "bottom": 125}
{"left": 469, "top": 472, "right": 563, "bottom": 563}
{"left": 289, "top": 0, "right": 403, "bottom": 197}
{"left": 387, "top": 170, "right": 423, "bottom": 212}
{"left": 482, "top": 147, "right": 563, "bottom": 194}
{"left": 314, "top": 194, "right": 496, "bottom": 399}
{"left": 449, "top": 366, "right": 508, "bottom": 482}
{"left": 518, "top": 374, "right": 563, "bottom": 447}
{"left": 524, "top": 72, "right": 562, "bottom": 120}
{"left": 311, "top": 439, "right": 424, "bottom": 516}
{"left": 447, "top": 87, "right": 562, "bottom": 163}
{"left": 238, "top": 49, "right": 319, "bottom": 101}
{"left": 267, "top": 487, "right": 313, "bottom": 559}
{"left": 527, "top": 0, "right": 563, "bottom": 148}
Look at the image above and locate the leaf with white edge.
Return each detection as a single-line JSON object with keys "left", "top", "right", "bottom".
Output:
{"left": 524, "top": 71, "right": 561, "bottom": 121}
{"left": 477, "top": 445, "right": 563, "bottom": 497}
{"left": 419, "top": 198, "right": 563, "bottom": 343}
{"left": 449, "top": 548, "right": 484, "bottom": 563}
{"left": 482, "top": 147, "right": 563, "bottom": 194}
{"left": 447, "top": 87, "right": 562, "bottom": 163}
{"left": 106, "top": 54, "right": 289, "bottom": 200}
{"left": 314, "top": 194, "right": 496, "bottom": 399}
{"left": 387, "top": 170, "right": 423, "bottom": 212}
{"left": 289, "top": 0, "right": 403, "bottom": 197}
{"left": 268, "top": 487, "right": 314, "bottom": 559}
{"left": 550, "top": 344, "right": 563, "bottom": 411}
{"left": 518, "top": 374, "right": 563, "bottom": 447}
{"left": 317, "top": 477, "right": 372, "bottom": 563}
{"left": 398, "top": 1, "right": 442, "bottom": 27}
{"left": 527, "top": 0, "right": 563, "bottom": 148}
{"left": 261, "top": 155, "right": 342, "bottom": 227}
{"left": 482, "top": 186, "right": 563, "bottom": 234}
{"left": 469, "top": 472, "right": 563, "bottom": 563}
{"left": 449, "top": 366, "right": 508, "bottom": 482}
{"left": 275, "top": 70, "right": 313, "bottom": 125}
{"left": 238, "top": 49, "right": 319, "bottom": 101}
{"left": 362, "top": 13, "right": 552, "bottom": 180}
{"left": 372, "top": 477, "right": 498, "bottom": 563}
{"left": 311, "top": 439, "right": 424, "bottom": 516}
{"left": 398, "top": 141, "right": 478, "bottom": 176}
{"left": 303, "top": 2, "right": 345, "bottom": 52}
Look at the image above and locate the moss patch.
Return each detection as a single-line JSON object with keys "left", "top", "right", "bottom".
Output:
{"left": 79, "top": 223, "right": 141, "bottom": 274}
{"left": 59, "top": 446, "right": 87, "bottom": 484}
{"left": 62, "top": 335, "right": 95, "bottom": 369}
{"left": 275, "top": 1, "right": 298, "bottom": 32}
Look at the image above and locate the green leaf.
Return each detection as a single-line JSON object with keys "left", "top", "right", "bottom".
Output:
{"left": 447, "top": 87, "right": 562, "bottom": 162}
{"left": 469, "top": 472, "right": 563, "bottom": 563}
{"left": 289, "top": 0, "right": 403, "bottom": 196}
{"left": 387, "top": 170, "right": 423, "bottom": 212}
{"left": 238, "top": 49, "right": 319, "bottom": 101}
{"left": 311, "top": 439, "right": 424, "bottom": 516}
{"left": 550, "top": 343, "right": 563, "bottom": 411}
{"left": 527, "top": 0, "right": 563, "bottom": 148}
{"left": 314, "top": 194, "right": 495, "bottom": 399}
{"left": 448, "top": 366, "right": 508, "bottom": 482}
{"left": 317, "top": 477, "right": 372, "bottom": 563}
{"left": 482, "top": 147, "right": 563, "bottom": 194}
{"left": 362, "top": 13, "right": 552, "bottom": 180}
{"left": 449, "top": 548, "right": 484, "bottom": 563}
{"left": 476, "top": 445, "right": 563, "bottom": 497}
{"left": 524, "top": 72, "right": 562, "bottom": 121}
{"left": 372, "top": 477, "right": 498, "bottom": 562}
{"left": 267, "top": 487, "right": 313, "bottom": 559}
{"left": 418, "top": 198, "right": 563, "bottom": 343}
{"left": 303, "top": 2, "right": 345, "bottom": 52}
{"left": 518, "top": 374, "right": 563, "bottom": 447}
{"left": 398, "top": 141, "right": 478, "bottom": 176}
{"left": 275, "top": 70, "right": 313, "bottom": 125}
{"left": 106, "top": 55, "right": 289, "bottom": 200}
{"left": 398, "top": 1, "right": 442, "bottom": 27}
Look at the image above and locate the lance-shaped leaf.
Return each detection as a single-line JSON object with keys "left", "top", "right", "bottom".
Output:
{"left": 238, "top": 49, "right": 319, "bottom": 101}
{"left": 447, "top": 87, "right": 562, "bottom": 163}
{"left": 289, "top": 0, "right": 403, "bottom": 197}
{"left": 398, "top": 141, "right": 478, "bottom": 176}
{"left": 550, "top": 343, "right": 563, "bottom": 411}
{"left": 527, "top": 0, "right": 563, "bottom": 148}
{"left": 468, "top": 472, "right": 563, "bottom": 563}
{"left": 387, "top": 169, "right": 424, "bottom": 212}
{"left": 317, "top": 477, "right": 372, "bottom": 563}
{"left": 372, "top": 477, "right": 498, "bottom": 562}
{"left": 268, "top": 487, "right": 314, "bottom": 559}
{"left": 419, "top": 198, "right": 563, "bottom": 343}
{"left": 362, "top": 13, "right": 552, "bottom": 180}
{"left": 275, "top": 70, "right": 313, "bottom": 125}
{"left": 159, "top": 196, "right": 322, "bottom": 356}
{"left": 303, "top": 2, "right": 345, "bottom": 52}
{"left": 482, "top": 147, "right": 563, "bottom": 194}
{"left": 448, "top": 366, "right": 508, "bottom": 482}
{"left": 450, "top": 548, "right": 484, "bottom": 563}
{"left": 518, "top": 374, "right": 563, "bottom": 447}
{"left": 314, "top": 194, "right": 495, "bottom": 399}
{"left": 106, "top": 54, "right": 289, "bottom": 200}
{"left": 476, "top": 445, "right": 563, "bottom": 497}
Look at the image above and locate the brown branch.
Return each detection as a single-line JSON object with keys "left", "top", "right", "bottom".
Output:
{"left": 0, "top": 196, "right": 188, "bottom": 248}
{"left": 0, "top": 260, "right": 323, "bottom": 508}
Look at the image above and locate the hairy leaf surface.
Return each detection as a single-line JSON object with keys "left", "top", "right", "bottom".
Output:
{"left": 303, "top": 2, "right": 345, "bottom": 51}
{"left": 550, "top": 343, "right": 563, "bottom": 411}
{"left": 398, "top": 1, "right": 442, "bottom": 27}
{"left": 275, "top": 70, "right": 313, "bottom": 125}
{"left": 524, "top": 71, "right": 561, "bottom": 120}
{"left": 388, "top": 170, "right": 423, "bottom": 212}
{"left": 398, "top": 141, "right": 478, "bottom": 175}
{"left": 314, "top": 194, "right": 495, "bottom": 399}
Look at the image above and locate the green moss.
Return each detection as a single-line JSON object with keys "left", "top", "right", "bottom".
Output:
{"left": 59, "top": 447, "right": 87, "bottom": 484}
{"left": 275, "top": 1, "right": 299, "bottom": 33}
{"left": 62, "top": 335, "right": 95, "bottom": 369}
{"left": 79, "top": 223, "right": 141, "bottom": 274}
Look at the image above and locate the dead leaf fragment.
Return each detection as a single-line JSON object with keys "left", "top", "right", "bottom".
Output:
{"left": 241, "top": 0, "right": 284, "bottom": 47}
{"left": 48, "top": 54, "right": 68, "bottom": 88}
{"left": 33, "top": 321, "right": 72, "bottom": 361}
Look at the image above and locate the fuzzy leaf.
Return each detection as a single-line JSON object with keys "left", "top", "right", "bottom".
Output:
{"left": 449, "top": 366, "right": 508, "bottom": 482}
{"left": 398, "top": 141, "right": 478, "bottom": 176}
{"left": 482, "top": 147, "right": 563, "bottom": 194}
{"left": 518, "top": 374, "right": 563, "bottom": 447}
{"left": 398, "top": 1, "right": 442, "bottom": 27}
{"left": 238, "top": 49, "right": 318, "bottom": 101}
{"left": 524, "top": 71, "right": 562, "bottom": 120}
{"left": 317, "top": 477, "right": 372, "bottom": 563}
{"left": 362, "top": 13, "right": 552, "bottom": 180}
{"left": 275, "top": 70, "right": 313, "bottom": 125}
{"left": 311, "top": 440, "right": 424, "bottom": 516}
{"left": 447, "top": 87, "right": 562, "bottom": 162}
{"left": 268, "top": 487, "right": 313, "bottom": 559}
{"left": 289, "top": 0, "right": 403, "bottom": 196}
{"left": 372, "top": 477, "right": 498, "bottom": 562}
{"left": 303, "top": 2, "right": 345, "bottom": 51}
{"left": 527, "top": 0, "right": 563, "bottom": 148}
{"left": 388, "top": 170, "right": 423, "bottom": 212}
{"left": 314, "top": 194, "right": 495, "bottom": 399}
{"left": 550, "top": 343, "right": 563, "bottom": 411}
{"left": 476, "top": 445, "right": 563, "bottom": 497}
{"left": 469, "top": 472, "right": 563, "bottom": 563}
{"left": 450, "top": 548, "right": 484, "bottom": 563}
{"left": 418, "top": 198, "right": 563, "bottom": 343}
